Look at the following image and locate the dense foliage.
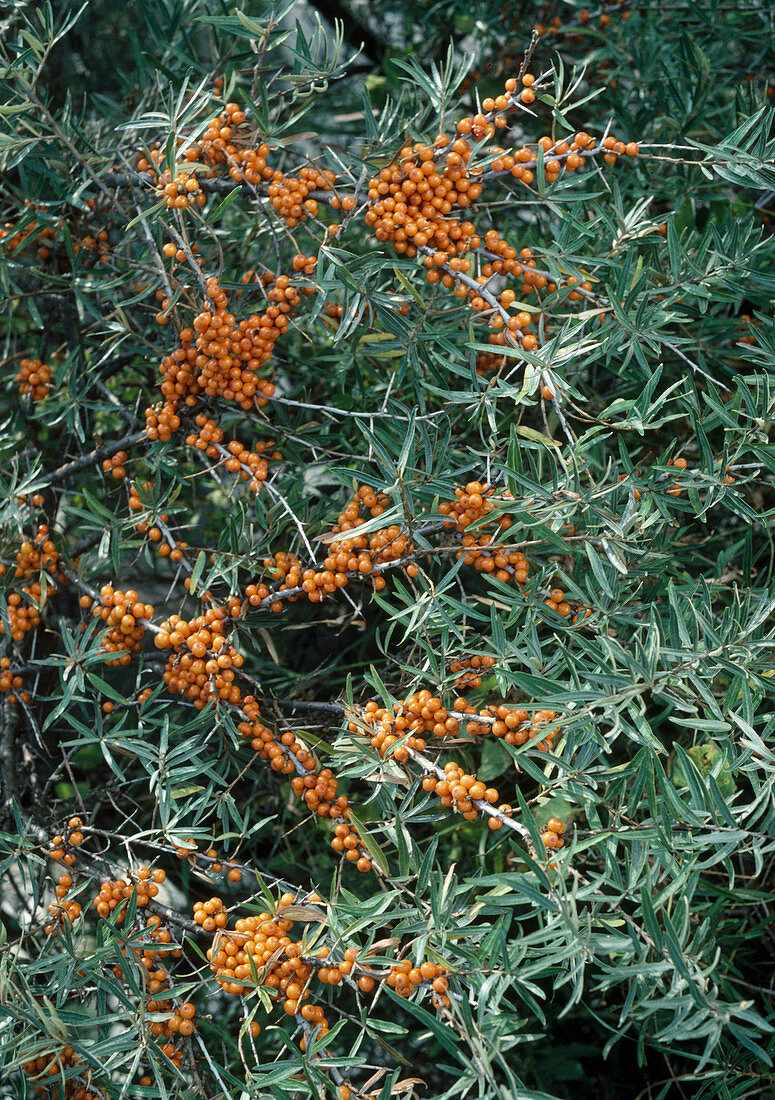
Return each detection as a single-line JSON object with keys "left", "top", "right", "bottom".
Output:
{"left": 1, "top": 1, "right": 774, "bottom": 1098}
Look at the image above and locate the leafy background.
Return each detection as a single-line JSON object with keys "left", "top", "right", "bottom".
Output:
{"left": 1, "top": 1, "right": 774, "bottom": 1098}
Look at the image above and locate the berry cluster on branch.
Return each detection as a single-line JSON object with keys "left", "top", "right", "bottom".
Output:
{"left": 16, "top": 357, "right": 52, "bottom": 400}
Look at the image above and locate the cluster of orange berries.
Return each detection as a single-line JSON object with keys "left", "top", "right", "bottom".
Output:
{"left": 206, "top": 896, "right": 299, "bottom": 994}
{"left": 362, "top": 74, "right": 628, "bottom": 268}
{"left": 138, "top": 601, "right": 367, "bottom": 872}
{"left": 151, "top": 1001, "right": 196, "bottom": 1039}
{"left": 357, "top": 698, "right": 431, "bottom": 761}
{"left": 184, "top": 414, "right": 280, "bottom": 492}
{"left": 477, "top": 242, "right": 546, "bottom": 317}
{"left": 457, "top": 74, "right": 539, "bottom": 136}
{"left": 16, "top": 357, "right": 51, "bottom": 400}
{"left": 243, "top": 708, "right": 309, "bottom": 778}
{"left": 4, "top": 524, "right": 59, "bottom": 579}
{"left": 143, "top": 400, "right": 181, "bottom": 442}
{"left": 541, "top": 585, "right": 574, "bottom": 618}
{"left": 154, "top": 608, "right": 243, "bottom": 707}
{"left": 191, "top": 102, "right": 338, "bottom": 225}
{"left": 90, "top": 586, "right": 153, "bottom": 666}
{"left": 440, "top": 480, "right": 510, "bottom": 531}
{"left": 265, "top": 165, "right": 338, "bottom": 225}
{"left": 161, "top": 241, "right": 191, "bottom": 263}
{"left": 141, "top": 101, "right": 342, "bottom": 227}
{"left": 1, "top": 221, "right": 57, "bottom": 259}
{"left": 422, "top": 762, "right": 501, "bottom": 824}
{"left": 330, "top": 822, "right": 372, "bottom": 872}
{"left": 0, "top": 525, "right": 61, "bottom": 650}
{"left": 152, "top": 531, "right": 189, "bottom": 561}
{"left": 159, "top": 167, "right": 206, "bottom": 209}
{"left": 53, "top": 871, "right": 76, "bottom": 903}
{"left": 150, "top": 1000, "right": 189, "bottom": 1049}
{"left": 45, "top": 871, "right": 82, "bottom": 936}
{"left": 479, "top": 254, "right": 585, "bottom": 334}
{"left": 253, "top": 486, "right": 416, "bottom": 612}
{"left": 365, "top": 76, "right": 634, "bottom": 341}
{"left": 261, "top": 549, "right": 360, "bottom": 606}
{"left": 366, "top": 136, "right": 483, "bottom": 260}
{"left": 98, "top": 898, "right": 189, "bottom": 1065}
{"left": 193, "top": 895, "right": 229, "bottom": 932}
{"left": 235, "top": 695, "right": 369, "bottom": 864}
{"left": 467, "top": 706, "right": 560, "bottom": 751}
{"left": 0, "top": 198, "right": 58, "bottom": 261}
{"left": 541, "top": 817, "right": 565, "bottom": 850}
{"left": 22, "top": 1043, "right": 102, "bottom": 1099}
{"left": 0, "top": 657, "right": 26, "bottom": 702}
{"left": 356, "top": 704, "right": 428, "bottom": 765}
{"left": 101, "top": 450, "right": 127, "bottom": 479}
{"left": 73, "top": 227, "right": 110, "bottom": 260}
{"left": 289, "top": 762, "right": 351, "bottom": 819}
{"left": 593, "top": 133, "right": 638, "bottom": 166}
{"left": 49, "top": 817, "right": 84, "bottom": 868}
{"left": 439, "top": 482, "right": 529, "bottom": 584}
{"left": 93, "top": 867, "right": 165, "bottom": 919}
{"left": 357, "top": 687, "right": 556, "bottom": 753}
{"left": 355, "top": 689, "right": 561, "bottom": 829}
{"left": 188, "top": 275, "right": 293, "bottom": 399}
{"left": 249, "top": 553, "right": 301, "bottom": 611}
{"left": 449, "top": 653, "right": 497, "bottom": 689}
{"left": 115, "top": 930, "right": 187, "bottom": 1035}
{"left": 386, "top": 958, "right": 451, "bottom": 1008}
{"left": 234, "top": 694, "right": 369, "bottom": 865}
{"left": 104, "top": 906, "right": 181, "bottom": 969}
{"left": 290, "top": 253, "right": 321, "bottom": 278}
{"left": 135, "top": 146, "right": 166, "bottom": 179}
{"left": 13, "top": 491, "right": 46, "bottom": 508}
{"left": 205, "top": 894, "right": 450, "bottom": 1045}
{"left": 0, "top": 587, "right": 39, "bottom": 655}
{"left": 323, "top": 484, "right": 417, "bottom": 590}
{"left": 320, "top": 300, "right": 343, "bottom": 324}
{"left": 144, "top": 910, "right": 182, "bottom": 958}
{"left": 147, "top": 269, "right": 304, "bottom": 443}
{"left": 533, "top": 12, "right": 564, "bottom": 36}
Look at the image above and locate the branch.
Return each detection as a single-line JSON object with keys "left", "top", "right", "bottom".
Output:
{"left": 47, "top": 430, "right": 148, "bottom": 485}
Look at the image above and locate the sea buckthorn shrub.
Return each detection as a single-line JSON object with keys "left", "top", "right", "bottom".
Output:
{"left": 1, "top": 2, "right": 774, "bottom": 1099}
